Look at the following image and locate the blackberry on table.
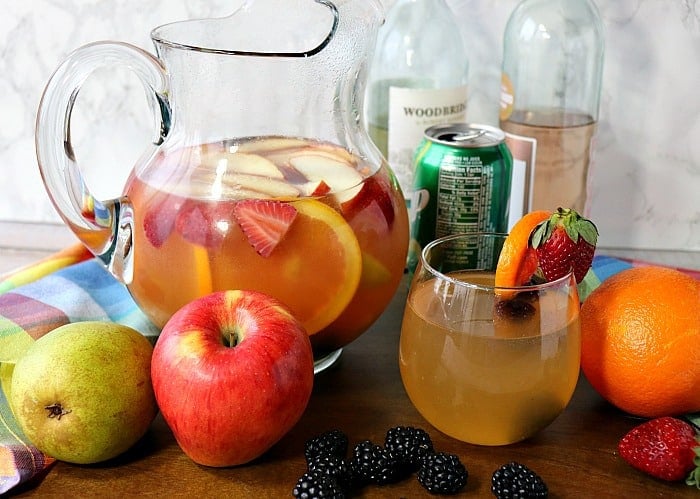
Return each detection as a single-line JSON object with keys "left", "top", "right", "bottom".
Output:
{"left": 417, "top": 452, "right": 468, "bottom": 495}
{"left": 348, "top": 440, "right": 406, "bottom": 486}
{"left": 304, "top": 429, "right": 349, "bottom": 462}
{"left": 491, "top": 462, "right": 548, "bottom": 499}
{"left": 384, "top": 426, "right": 435, "bottom": 471}
{"left": 292, "top": 471, "right": 346, "bottom": 499}
{"left": 307, "top": 454, "right": 353, "bottom": 491}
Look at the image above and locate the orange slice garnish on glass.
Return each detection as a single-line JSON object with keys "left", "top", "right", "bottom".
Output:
{"left": 267, "top": 198, "right": 362, "bottom": 335}
{"left": 495, "top": 210, "right": 552, "bottom": 291}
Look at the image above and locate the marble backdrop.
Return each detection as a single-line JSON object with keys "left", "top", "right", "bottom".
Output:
{"left": 1, "top": 0, "right": 699, "bottom": 251}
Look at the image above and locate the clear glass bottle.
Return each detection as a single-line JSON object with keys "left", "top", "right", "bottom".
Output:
{"left": 366, "top": 0, "right": 469, "bottom": 213}
{"left": 499, "top": 0, "right": 604, "bottom": 215}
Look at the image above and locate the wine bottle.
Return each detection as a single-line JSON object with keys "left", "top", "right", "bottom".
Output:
{"left": 500, "top": 0, "right": 604, "bottom": 216}
{"left": 366, "top": 0, "right": 469, "bottom": 212}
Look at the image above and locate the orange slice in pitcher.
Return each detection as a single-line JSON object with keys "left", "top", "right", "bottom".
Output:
{"left": 190, "top": 244, "right": 214, "bottom": 297}
{"left": 495, "top": 210, "right": 551, "bottom": 290}
{"left": 260, "top": 198, "right": 362, "bottom": 336}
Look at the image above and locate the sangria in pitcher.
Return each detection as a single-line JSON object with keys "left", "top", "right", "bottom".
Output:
{"left": 35, "top": 0, "right": 408, "bottom": 370}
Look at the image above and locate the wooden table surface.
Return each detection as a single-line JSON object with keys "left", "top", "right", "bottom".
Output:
{"left": 9, "top": 277, "right": 697, "bottom": 498}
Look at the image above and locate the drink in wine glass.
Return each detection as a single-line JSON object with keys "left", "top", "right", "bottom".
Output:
{"left": 400, "top": 233, "right": 580, "bottom": 445}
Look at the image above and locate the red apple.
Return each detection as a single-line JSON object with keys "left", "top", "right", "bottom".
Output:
{"left": 151, "top": 290, "right": 314, "bottom": 467}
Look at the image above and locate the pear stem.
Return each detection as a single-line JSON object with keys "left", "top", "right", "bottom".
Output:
{"left": 45, "top": 403, "right": 71, "bottom": 420}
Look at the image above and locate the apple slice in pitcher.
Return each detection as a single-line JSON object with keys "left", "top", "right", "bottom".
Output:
{"left": 234, "top": 137, "right": 309, "bottom": 154}
{"left": 201, "top": 151, "right": 284, "bottom": 179}
{"left": 290, "top": 152, "right": 363, "bottom": 204}
{"left": 301, "top": 180, "right": 332, "bottom": 197}
{"left": 224, "top": 173, "right": 302, "bottom": 199}
{"left": 340, "top": 175, "right": 395, "bottom": 230}
{"left": 298, "top": 143, "right": 358, "bottom": 166}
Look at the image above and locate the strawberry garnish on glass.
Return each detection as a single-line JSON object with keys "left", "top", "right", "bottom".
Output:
{"left": 530, "top": 207, "right": 599, "bottom": 284}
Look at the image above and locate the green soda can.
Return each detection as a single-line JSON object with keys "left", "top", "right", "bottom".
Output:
{"left": 407, "top": 123, "right": 513, "bottom": 272}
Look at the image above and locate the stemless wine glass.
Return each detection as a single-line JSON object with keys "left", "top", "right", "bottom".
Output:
{"left": 400, "top": 233, "right": 581, "bottom": 445}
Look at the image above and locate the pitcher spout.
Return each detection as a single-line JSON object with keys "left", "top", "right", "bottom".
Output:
{"left": 148, "top": 0, "right": 385, "bottom": 152}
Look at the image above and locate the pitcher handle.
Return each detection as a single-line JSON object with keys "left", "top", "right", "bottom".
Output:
{"left": 36, "top": 41, "right": 170, "bottom": 283}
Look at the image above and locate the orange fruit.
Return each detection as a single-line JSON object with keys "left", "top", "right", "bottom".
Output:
{"left": 495, "top": 210, "right": 551, "bottom": 288}
{"left": 580, "top": 266, "right": 700, "bottom": 417}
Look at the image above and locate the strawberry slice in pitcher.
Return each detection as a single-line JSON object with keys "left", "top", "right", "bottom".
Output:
{"left": 232, "top": 199, "right": 298, "bottom": 257}
{"left": 175, "top": 199, "right": 237, "bottom": 249}
{"left": 143, "top": 194, "right": 182, "bottom": 248}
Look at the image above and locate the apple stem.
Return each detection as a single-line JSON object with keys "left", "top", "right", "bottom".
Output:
{"left": 224, "top": 327, "right": 241, "bottom": 348}
{"left": 45, "top": 403, "right": 71, "bottom": 420}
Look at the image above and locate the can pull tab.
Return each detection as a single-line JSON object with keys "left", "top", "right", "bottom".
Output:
{"left": 427, "top": 124, "right": 506, "bottom": 147}
{"left": 452, "top": 129, "right": 487, "bottom": 142}
{"left": 436, "top": 129, "right": 487, "bottom": 143}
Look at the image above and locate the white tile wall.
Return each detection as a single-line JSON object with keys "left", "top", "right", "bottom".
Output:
{"left": 1, "top": 0, "right": 699, "bottom": 252}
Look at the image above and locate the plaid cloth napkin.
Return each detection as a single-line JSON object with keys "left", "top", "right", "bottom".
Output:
{"left": 0, "top": 244, "right": 159, "bottom": 494}
{"left": 0, "top": 246, "right": 698, "bottom": 494}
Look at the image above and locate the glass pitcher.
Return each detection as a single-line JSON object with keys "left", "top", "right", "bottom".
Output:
{"left": 35, "top": 0, "right": 409, "bottom": 370}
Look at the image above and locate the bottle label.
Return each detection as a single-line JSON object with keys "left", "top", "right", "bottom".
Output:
{"left": 499, "top": 73, "right": 515, "bottom": 122}
{"left": 387, "top": 85, "right": 468, "bottom": 202}
{"left": 503, "top": 131, "right": 536, "bottom": 230}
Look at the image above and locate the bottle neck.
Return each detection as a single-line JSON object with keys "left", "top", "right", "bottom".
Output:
{"left": 501, "top": 0, "right": 604, "bottom": 121}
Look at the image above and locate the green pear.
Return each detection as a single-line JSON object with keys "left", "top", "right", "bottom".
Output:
{"left": 9, "top": 321, "right": 157, "bottom": 464}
